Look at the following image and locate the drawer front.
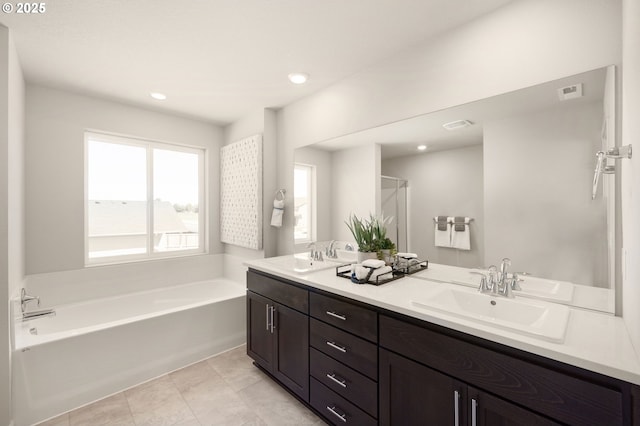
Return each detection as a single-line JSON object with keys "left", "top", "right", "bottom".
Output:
{"left": 379, "top": 315, "right": 624, "bottom": 426}
{"left": 310, "top": 318, "right": 377, "bottom": 380}
{"left": 310, "top": 292, "right": 378, "bottom": 342}
{"left": 310, "top": 348, "right": 377, "bottom": 418}
{"left": 247, "top": 270, "right": 308, "bottom": 313}
{"left": 310, "top": 378, "right": 377, "bottom": 426}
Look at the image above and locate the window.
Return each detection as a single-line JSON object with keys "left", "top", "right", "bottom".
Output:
{"left": 294, "top": 163, "right": 315, "bottom": 244}
{"left": 85, "top": 132, "right": 205, "bottom": 264}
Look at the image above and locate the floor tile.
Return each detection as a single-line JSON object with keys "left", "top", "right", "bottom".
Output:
{"left": 238, "top": 378, "right": 322, "bottom": 426}
{"left": 124, "top": 375, "right": 197, "bottom": 426}
{"left": 38, "top": 345, "right": 325, "bottom": 426}
{"left": 206, "top": 346, "right": 268, "bottom": 392}
{"left": 38, "top": 414, "right": 70, "bottom": 426}
{"left": 68, "top": 393, "right": 134, "bottom": 426}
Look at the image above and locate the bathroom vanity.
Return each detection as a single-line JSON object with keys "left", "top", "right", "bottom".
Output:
{"left": 245, "top": 257, "right": 640, "bottom": 426}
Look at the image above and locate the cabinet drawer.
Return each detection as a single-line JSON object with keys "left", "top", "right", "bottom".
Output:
{"left": 310, "top": 348, "right": 377, "bottom": 418}
{"left": 310, "top": 292, "right": 377, "bottom": 342}
{"left": 379, "top": 315, "right": 624, "bottom": 426}
{"left": 310, "top": 378, "right": 377, "bottom": 426}
{"left": 247, "top": 270, "right": 308, "bottom": 313}
{"left": 310, "top": 318, "right": 377, "bottom": 380}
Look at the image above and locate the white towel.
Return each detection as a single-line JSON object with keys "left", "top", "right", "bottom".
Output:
{"left": 451, "top": 217, "right": 471, "bottom": 250}
{"left": 434, "top": 216, "right": 452, "bottom": 247}
{"left": 270, "top": 199, "right": 284, "bottom": 227}
{"left": 352, "top": 264, "right": 392, "bottom": 281}
{"left": 396, "top": 252, "right": 417, "bottom": 259}
{"left": 362, "top": 259, "right": 385, "bottom": 269}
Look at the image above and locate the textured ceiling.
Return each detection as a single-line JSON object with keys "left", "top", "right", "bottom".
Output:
{"left": 1, "top": 0, "right": 512, "bottom": 124}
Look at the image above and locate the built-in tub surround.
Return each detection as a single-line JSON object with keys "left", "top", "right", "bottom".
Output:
{"left": 12, "top": 279, "right": 246, "bottom": 426}
{"left": 245, "top": 255, "right": 640, "bottom": 386}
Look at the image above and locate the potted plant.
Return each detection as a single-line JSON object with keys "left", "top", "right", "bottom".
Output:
{"left": 370, "top": 215, "right": 396, "bottom": 264}
{"left": 345, "top": 213, "right": 378, "bottom": 262}
{"left": 345, "top": 213, "right": 396, "bottom": 263}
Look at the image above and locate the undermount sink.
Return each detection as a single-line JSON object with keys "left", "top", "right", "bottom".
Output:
{"left": 412, "top": 288, "right": 570, "bottom": 343}
{"left": 263, "top": 254, "right": 337, "bottom": 274}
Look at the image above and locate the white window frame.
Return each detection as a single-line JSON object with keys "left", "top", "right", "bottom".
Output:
{"left": 294, "top": 162, "right": 316, "bottom": 247}
{"left": 84, "top": 131, "right": 207, "bottom": 266}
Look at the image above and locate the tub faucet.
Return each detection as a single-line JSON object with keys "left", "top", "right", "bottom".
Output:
{"left": 22, "top": 308, "right": 56, "bottom": 321}
{"left": 21, "top": 288, "right": 40, "bottom": 313}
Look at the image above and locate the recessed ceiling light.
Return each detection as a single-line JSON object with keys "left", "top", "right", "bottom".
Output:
{"left": 442, "top": 119, "right": 473, "bottom": 130}
{"left": 150, "top": 92, "right": 167, "bottom": 100}
{"left": 417, "top": 145, "right": 427, "bottom": 151}
{"left": 288, "top": 73, "right": 309, "bottom": 84}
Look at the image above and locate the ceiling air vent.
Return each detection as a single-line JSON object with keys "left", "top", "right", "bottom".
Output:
{"left": 557, "top": 83, "right": 583, "bottom": 101}
{"left": 442, "top": 119, "right": 473, "bottom": 131}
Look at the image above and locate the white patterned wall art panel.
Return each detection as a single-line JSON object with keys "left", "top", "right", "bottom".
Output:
{"left": 220, "top": 134, "right": 263, "bottom": 249}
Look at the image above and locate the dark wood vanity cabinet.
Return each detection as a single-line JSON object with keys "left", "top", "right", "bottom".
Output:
{"left": 246, "top": 271, "right": 309, "bottom": 401}
{"left": 308, "top": 291, "right": 379, "bottom": 425}
{"left": 379, "top": 314, "right": 634, "bottom": 426}
{"left": 247, "top": 269, "right": 640, "bottom": 426}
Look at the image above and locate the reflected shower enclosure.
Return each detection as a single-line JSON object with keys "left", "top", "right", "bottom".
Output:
{"left": 381, "top": 176, "right": 408, "bottom": 253}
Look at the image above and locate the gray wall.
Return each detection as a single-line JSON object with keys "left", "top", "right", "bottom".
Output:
{"left": 276, "top": 0, "right": 621, "bottom": 257}
{"left": 1, "top": 24, "right": 25, "bottom": 426}
{"left": 382, "top": 145, "right": 484, "bottom": 268}
{"left": 622, "top": 0, "right": 640, "bottom": 354}
{"left": 484, "top": 102, "right": 607, "bottom": 286}
{"left": 25, "top": 85, "right": 224, "bottom": 275}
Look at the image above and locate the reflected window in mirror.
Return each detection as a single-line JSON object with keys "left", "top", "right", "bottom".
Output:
{"left": 294, "top": 163, "right": 316, "bottom": 244}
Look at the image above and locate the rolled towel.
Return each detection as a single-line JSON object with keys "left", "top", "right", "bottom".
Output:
{"left": 354, "top": 265, "right": 370, "bottom": 280}
{"left": 362, "top": 259, "right": 385, "bottom": 269}
{"left": 396, "top": 252, "right": 417, "bottom": 259}
{"left": 370, "top": 265, "right": 393, "bottom": 280}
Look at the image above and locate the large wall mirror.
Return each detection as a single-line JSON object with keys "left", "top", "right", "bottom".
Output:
{"left": 294, "top": 66, "right": 617, "bottom": 313}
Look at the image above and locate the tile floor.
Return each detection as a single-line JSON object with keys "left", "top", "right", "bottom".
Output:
{"left": 39, "top": 345, "right": 325, "bottom": 426}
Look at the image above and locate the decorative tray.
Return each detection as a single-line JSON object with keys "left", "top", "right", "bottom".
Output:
{"left": 394, "top": 259, "right": 428, "bottom": 275}
{"left": 335, "top": 264, "right": 404, "bottom": 286}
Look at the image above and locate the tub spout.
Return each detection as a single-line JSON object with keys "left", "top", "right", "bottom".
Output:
{"left": 22, "top": 308, "right": 56, "bottom": 321}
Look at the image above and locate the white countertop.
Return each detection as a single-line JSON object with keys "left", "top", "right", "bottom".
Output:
{"left": 245, "top": 255, "right": 640, "bottom": 386}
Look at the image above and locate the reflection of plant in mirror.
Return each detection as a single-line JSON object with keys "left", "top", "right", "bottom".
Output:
{"left": 345, "top": 213, "right": 375, "bottom": 252}
{"left": 345, "top": 214, "right": 396, "bottom": 257}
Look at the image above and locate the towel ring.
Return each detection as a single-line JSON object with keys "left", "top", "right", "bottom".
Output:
{"left": 275, "top": 189, "right": 286, "bottom": 201}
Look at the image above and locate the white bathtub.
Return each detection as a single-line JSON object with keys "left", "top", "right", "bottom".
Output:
{"left": 12, "top": 278, "right": 247, "bottom": 426}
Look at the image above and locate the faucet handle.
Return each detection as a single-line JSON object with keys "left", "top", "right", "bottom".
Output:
{"left": 20, "top": 288, "right": 40, "bottom": 313}
{"left": 510, "top": 271, "right": 529, "bottom": 291}
{"left": 470, "top": 271, "right": 490, "bottom": 293}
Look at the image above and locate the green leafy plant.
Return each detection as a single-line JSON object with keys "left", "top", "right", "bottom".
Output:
{"left": 345, "top": 213, "right": 375, "bottom": 252}
{"left": 345, "top": 213, "right": 396, "bottom": 255}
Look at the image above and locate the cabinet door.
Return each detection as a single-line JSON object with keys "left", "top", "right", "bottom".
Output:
{"left": 274, "top": 302, "right": 310, "bottom": 401}
{"left": 380, "top": 348, "right": 465, "bottom": 426}
{"left": 247, "top": 291, "right": 274, "bottom": 371}
{"left": 468, "top": 387, "right": 561, "bottom": 426}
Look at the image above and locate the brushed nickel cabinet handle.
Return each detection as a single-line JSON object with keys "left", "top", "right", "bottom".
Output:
{"left": 326, "top": 405, "right": 347, "bottom": 423}
{"left": 269, "top": 306, "right": 276, "bottom": 333}
{"left": 471, "top": 398, "right": 478, "bottom": 426}
{"left": 326, "top": 341, "right": 347, "bottom": 353}
{"left": 454, "top": 390, "right": 460, "bottom": 426}
{"left": 326, "top": 311, "right": 347, "bottom": 321}
{"left": 326, "top": 372, "right": 347, "bottom": 388}
{"left": 265, "top": 304, "right": 270, "bottom": 331}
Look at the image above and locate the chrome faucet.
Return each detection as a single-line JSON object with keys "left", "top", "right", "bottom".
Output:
{"left": 474, "top": 262, "right": 515, "bottom": 298}
{"left": 22, "top": 308, "right": 56, "bottom": 321}
{"left": 21, "top": 288, "right": 40, "bottom": 313}
{"left": 307, "top": 242, "right": 323, "bottom": 261}
{"left": 20, "top": 288, "right": 56, "bottom": 321}
{"left": 325, "top": 240, "right": 338, "bottom": 258}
